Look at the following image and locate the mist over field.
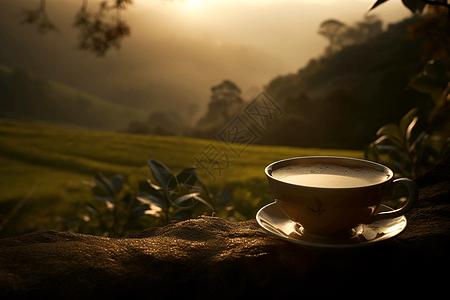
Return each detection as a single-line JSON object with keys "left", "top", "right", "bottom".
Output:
{"left": 0, "top": 0, "right": 289, "bottom": 118}
{"left": 0, "top": 0, "right": 409, "bottom": 119}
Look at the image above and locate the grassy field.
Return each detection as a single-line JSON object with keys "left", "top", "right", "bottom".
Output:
{"left": 0, "top": 119, "right": 363, "bottom": 237}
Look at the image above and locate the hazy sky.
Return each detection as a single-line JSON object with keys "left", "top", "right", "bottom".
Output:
{"left": 138, "top": 0, "right": 410, "bottom": 68}
{"left": 0, "top": 0, "right": 412, "bottom": 117}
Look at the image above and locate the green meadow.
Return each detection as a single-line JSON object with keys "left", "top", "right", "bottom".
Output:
{"left": 0, "top": 119, "right": 363, "bottom": 237}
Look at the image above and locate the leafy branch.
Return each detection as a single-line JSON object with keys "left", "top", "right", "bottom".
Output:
{"left": 20, "top": 0, "right": 133, "bottom": 56}
{"left": 20, "top": 0, "right": 58, "bottom": 33}
{"left": 61, "top": 159, "right": 233, "bottom": 237}
{"left": 366, "top": 60, "right": 450, "bottom": 178}
{"left": 370, "top": 0, "right": 450, "bottom": 17}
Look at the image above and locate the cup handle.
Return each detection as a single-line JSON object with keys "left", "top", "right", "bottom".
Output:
{"left": 371, "top": 178, "right": 419, "bottom": 222}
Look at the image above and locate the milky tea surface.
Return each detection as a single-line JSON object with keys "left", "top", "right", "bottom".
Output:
{"left": 271, "top": 164, "right": 391, "bottom": 188}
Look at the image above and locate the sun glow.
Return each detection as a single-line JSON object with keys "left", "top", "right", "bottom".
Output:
{"left": 187, "top": 0, "right": 202, "bottom": 5}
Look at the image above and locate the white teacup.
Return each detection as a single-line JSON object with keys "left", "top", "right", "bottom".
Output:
{"left": 265, "top": 156, "right": 418, "bottom": 237}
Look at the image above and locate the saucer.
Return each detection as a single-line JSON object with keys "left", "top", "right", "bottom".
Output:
{"left": 256, "top": 202, "right": 407, "bottom": 250}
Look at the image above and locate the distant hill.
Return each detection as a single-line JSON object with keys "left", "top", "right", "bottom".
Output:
{"left": 260, "top": 16, "right": 434, "bottom": 150}
{"left": 0, "top": 64, "right": 153, "bottom": 131}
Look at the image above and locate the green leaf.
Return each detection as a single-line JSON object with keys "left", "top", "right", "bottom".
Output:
{"left": 376, "top": 123, "right": 403, "bottom": 142}
{"left": 121, "top": 193, "right": 133, "bottom": 204}
{"left": 144, "top": 181, "right": 167, "bottom": 204}
{"left": 373, "top": 135, "right": 404, "bottom": 151}
{"left": 191, "top": 196, "right": 215, "bottom": 211}
{"left": 95, "top": 196, "right": 115, "bottom": 211}
{"left": 401, "top": 0, "right": 427, "bottom": 14}
{"left": 409, "top": 130, "right": 426, "bottom": 154}
{"left": 94, "top": 173, "right": 115, "bottom": 196}
{"left": 132, "top": 205, "right": 160, "bottom": 219}
{"left": 85, "top": 205, "right": 98, "bottom": 216}
{"left": 215, "top": 187, "right": 233, "bottom": 207}
{"left": 172, "top": 192, "right": 201, "bottom": 208}
{"left": 136, "top": 195, "right": 168, "bottom": 209}
{"left": 400, "top": 108, "right": 418, "bottom": 139}
{"left": 176, "top": 168, "right": 198, "bottom": 189}
{"left": 408, "top": 73, "right": 445, "bottom": 96}
{"left": 423, "top": 60, "right": 448, "bottom": 81}
{"left": 427, "top": 96, "right": 447, "bottom": 121}
{"left": 95, "top": 195, "right": 115, "bottom": 203}
{"left": 369, "top": 0, "right": 390, "bottom": 11}
{"left": 110, "top": 174, "right": 124, "bottom": 192}
{"left": 425, "top": 135, "right": 445, "bottom": 151}
{"left": 146, "top": 179, "right": 162, "bottom": 191}
{"left": 172, "top": 193, "right": 215, "bottom": 211}
{"left": 440, "top": 139, "right": 450, "bottom": 157}
{"left": 424, "top": 140, "right": 441, "bottom": 161}
{"left": 373, "top": 136, "right": 395, "bottom": 150}
{"left": 188, "top": 168, "right": 213, "bottom": 201}
{"left": 405, "top": 116, "right": 419, "bottom": 148}
{"left": 364, "top": 144, "right": 380, "bottom": 162}
{"left": 147, "top": 159, "right": 175, "bottom": 189}
{"left": 388, "top": 151, "right": 411, "bottom": 177}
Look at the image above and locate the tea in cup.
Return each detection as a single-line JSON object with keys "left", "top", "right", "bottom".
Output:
{"left": 265, "top": 156, "right": 418, "bottom": 237}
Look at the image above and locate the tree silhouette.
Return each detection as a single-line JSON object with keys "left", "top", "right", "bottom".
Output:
{"left": 74, "top": 0, "right": 131, "bottom": 56}
{"left": 20, "top": 0, "right": 132, "bottom": 57}
{"left": 407, "top": 5, "right": 450, "bottom": 65}
{"left": 318, "top": 16, "right": 383, "bottom": 55}
{"left": 370, "top": 0, "right": 449, "bottom": 17}
{"left": 317, "top": 19, "right": 347, "bottom": 54}
{"left": 20, "top": 0, "right": 58, "bottom": 33}
{"left": 196, "top": 80, "right": 244, "bottom": 127}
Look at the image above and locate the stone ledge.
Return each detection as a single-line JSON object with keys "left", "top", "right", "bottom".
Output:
{"left": 1, "top": 158, "right": 450, "bottom": 298}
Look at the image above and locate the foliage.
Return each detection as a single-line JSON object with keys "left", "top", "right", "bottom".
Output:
{"left": 366, "top": 2, "right": 450, "bottom": 178}
{"left": 195, "top": 80, "right": 244, "bottom": 128}
{"left": 365, "top": 60, "right": 450, "bottom": 178}
{"left": 20, "top": 0, "right": 132, "bottom": 56}
{"left": 407, "top": 5, "right": 450, "bottom": 65}
{"left": 372, "top": 1, "right": 450, "bottom": 65}
{"left": 63, "top": 159, "right": 275, "bottom": 237}
{"left": 189, "top": 15, "right": 429, "bottom": 150}
{"left": 365, "top": 108, "right": 450, "bottom": 178}
{"left": 20, "top": 0, "right": 58, "bottom": 34}
{"left": 70, "top": 159, "right": 284, "bottom": 237}
{"left": 408, "top": 59, "right": 450, "bottom": 131}
{"left": 264, "top": 16, "right": 428, "bottom": 150}
{"left": 72, "top": 159, "right": 232, "bottom": 237}
{"left": 370, "top": 0, "right": 425, "bottom": 14}
{"left": 74, "top": 0, "right": 131, "bottom": 56}
{"left": 318, "top": 15, "right": 383, "bottom": 55}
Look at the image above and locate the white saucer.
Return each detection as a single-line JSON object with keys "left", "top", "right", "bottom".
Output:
{"left": 256, "top": 202, "right": 407, "bottom": 250}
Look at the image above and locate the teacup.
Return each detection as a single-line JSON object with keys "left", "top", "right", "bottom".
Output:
{"left": 265, "top": 156, "right": 418, "bottom": 238}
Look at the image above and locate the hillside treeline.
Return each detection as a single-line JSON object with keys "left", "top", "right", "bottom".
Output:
{"left": 188, "top": 15, "right": 434, "bottom": 150}
{"left": 1, "top": 15, "right": 436, "bottom": 150}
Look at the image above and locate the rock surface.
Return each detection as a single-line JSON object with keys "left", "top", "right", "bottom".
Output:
{"left": 1, "top": 159, "right": 450, "bottom": 298}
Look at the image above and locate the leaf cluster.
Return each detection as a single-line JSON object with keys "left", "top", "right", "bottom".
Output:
{"left": 74, "top": 1, "right": 131, "bottom": 56}
{"left": 20, "top": 0, "right": 58, "bottom": 34}
{"left": 65, "top": 159, "right": 233, "bottom": 237}
{"left": 366, "top": 60, "right": 450, "bottom": 178}
{"left": 370, "top": 0, "right": 427, "bottom": 14}
{"left": 318, "top": 15, "right": 383, "bottom": 55}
